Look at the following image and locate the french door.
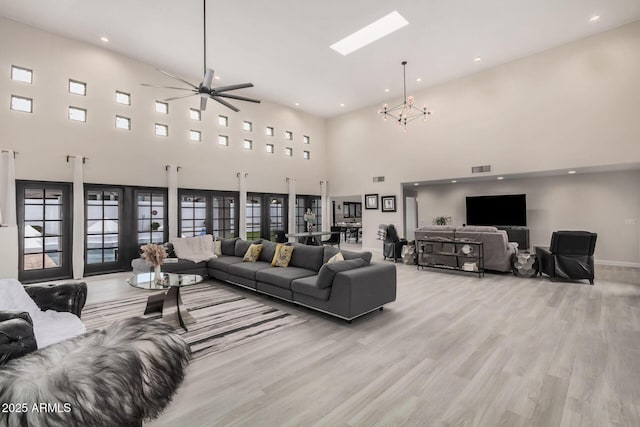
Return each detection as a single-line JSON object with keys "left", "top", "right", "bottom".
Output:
{"left": 17, "top": 181, "right": 72, "bottom": 283}
{"left": 85, "top": 187, "right": 123, "bottom": 274}
{"left": 247, "top": 193, "right": 288, "bottom": 241}
{"left": 85, "top": 186, "right": 168, "bottom": 275}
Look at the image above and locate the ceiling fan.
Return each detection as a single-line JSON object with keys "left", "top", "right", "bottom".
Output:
{"left": 141, "top": 0, "right": 260, "bottom": 112}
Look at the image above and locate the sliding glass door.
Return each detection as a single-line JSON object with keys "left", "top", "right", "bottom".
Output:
{"left": 17, "top": 181, "right": 72, "bottom": 283}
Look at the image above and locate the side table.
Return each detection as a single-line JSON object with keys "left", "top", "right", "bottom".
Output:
{"left": 512, "top": 251, "right": 538, "bottom": 277}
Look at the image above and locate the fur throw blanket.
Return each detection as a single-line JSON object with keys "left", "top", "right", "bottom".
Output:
{"left": 0, "top": 317, "right": 191, "bottom": 427}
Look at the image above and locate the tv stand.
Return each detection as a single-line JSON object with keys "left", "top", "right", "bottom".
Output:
{"left": 496, "top": 226, "right": 530, "bottom": 250}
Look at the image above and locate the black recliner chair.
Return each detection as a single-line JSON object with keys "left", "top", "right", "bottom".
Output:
{"left": 0, "top": 282, "right": 87, "bottom": 365}
{"left": 535, "top": 231, "right": 597, "bottom": 284}
{"left": 383, "top": 224, "right": 407, "bottom": 263}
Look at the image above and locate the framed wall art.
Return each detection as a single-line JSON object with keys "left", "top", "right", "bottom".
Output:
{"left": 381, "top": 195, "right": 396, "bottom": 212}
{"left": 365, "top": 193, "right": 378, "bottom": 210}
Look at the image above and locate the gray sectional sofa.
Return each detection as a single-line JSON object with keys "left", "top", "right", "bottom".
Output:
{"left": 142, "top": 238, "right": 397, "bottom": 321}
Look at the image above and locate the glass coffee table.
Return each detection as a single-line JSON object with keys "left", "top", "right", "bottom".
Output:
{"left": 127, "top": 272, "right": 203, "bottom": 331}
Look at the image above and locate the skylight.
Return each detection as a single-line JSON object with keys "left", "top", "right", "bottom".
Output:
{"left": 330, "top": 11, "right": 409, "bottom": 56}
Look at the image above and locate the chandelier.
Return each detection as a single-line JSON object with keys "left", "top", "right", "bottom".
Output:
{"left": 379, "top": 61, "right": 430, "bottom": 131}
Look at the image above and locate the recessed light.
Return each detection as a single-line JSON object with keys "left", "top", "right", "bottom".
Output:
{"left": 295, "top": 103, "right": 300, "bottom": 106}
{"left": 416, "top": 78, "right": 422, "bottom": 82}
{"left": 413, "top": 183, "right": 419, "bottom": 186}
{"left": 214, "top": 75, "right": 221, "bottom": 80}
{"left": 384, "top": 88, "right": 390, "bottom": 92}
{"left": 568, "top": 170, "right": 577, "bottom": 174}
{"left": 340, "top": 103, "right": 345, "bottom": 107}
{"left": 330, "top": 11, "right": 409, "bottom": 56}
{"left": 590, "top": 15, "right": 600, "bottom": 22}
{"left": 474, "top": 57, "right": 482, "bottom": 62}
{"left": 100, "top": 36, "right": 109, "bottom": 43}
{"left": 497, "top": 176, "right": 504, "bottom": 180}
{"left": 451, "top": 180, "right": 457, "bottom": 183}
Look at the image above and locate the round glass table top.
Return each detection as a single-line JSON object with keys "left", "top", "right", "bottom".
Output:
{"left": 127, "top": 272, "right": 204, "bottom": 290}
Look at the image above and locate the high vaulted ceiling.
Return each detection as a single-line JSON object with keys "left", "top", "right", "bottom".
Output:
{"left": 2, "top": 0, "right": 640, "bottom": 117}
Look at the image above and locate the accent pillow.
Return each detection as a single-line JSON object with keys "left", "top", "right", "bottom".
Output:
{"left": 221, "top": 238, "right": 238, "bottom": 256}
{"left": 243, "top": 243, "right": 263, "bottom": 262}
{"left": 272, "top": 244, "right": 294, "bottom": 267}
{"left": 327, "top": 252, "right": 344, "bottom": 264}
{"left": 214, "top": 240, "right": 222, "bottom": 256}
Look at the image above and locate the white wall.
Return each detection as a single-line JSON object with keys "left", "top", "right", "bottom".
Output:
{"left": 326, "top": 21, "right": 640, "bottom": 253}
{"left": 0, "top": 17, "right": 327, "bottom": 195}
{"left": 414, "top": 170, "right": 640, "bottom": 266}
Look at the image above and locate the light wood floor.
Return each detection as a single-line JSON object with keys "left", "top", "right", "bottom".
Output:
{"left": 78, "top": 250, "right": 640, "bottom": 427}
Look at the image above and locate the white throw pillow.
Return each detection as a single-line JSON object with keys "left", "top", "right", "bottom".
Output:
{"left": 327, "top": 252, "right": 344, "bottom": 264}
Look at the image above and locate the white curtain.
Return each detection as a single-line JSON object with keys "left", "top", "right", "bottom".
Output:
{"left": 238, "top": 173, "right": 247, "bottom": 240}
{"left": 287, "top": 178, "right": 296, "bottom": 240}
{"left": 0, "top": 150, "right": 17, "bottom": 226}
{"left": 167, "top": 165, "right": 179, "bottom": 239}
{"left": 72, "top": 156, "right": 85, "bottom": 279}
{"left": 321, "top": 180, "right": 329, "bottom": 233}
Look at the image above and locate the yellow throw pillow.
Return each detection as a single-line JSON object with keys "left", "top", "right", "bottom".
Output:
{"left": 214, "top": 240, "right": 222, "bottom": 256}
{"left": 243, "top": 243, "right": 263, "bottom": 262}
{"left": 271, "top": 244, "right": 294, "bottom": 267}
{"left": 327, "top": 252, "right": 344, "bottom": 264}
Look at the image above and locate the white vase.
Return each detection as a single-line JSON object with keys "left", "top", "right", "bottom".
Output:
{"left": 153, "top": 264, "right": 162, "bottom": 285}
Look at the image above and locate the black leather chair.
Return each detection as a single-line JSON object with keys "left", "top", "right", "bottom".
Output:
{"left": 535, "top": 231, "right": 597, "bottom": 284}
{"left": 383, "top": 224, "right": 408, "bottom": 263}
{"left": 322, "top": 226, "right": 342, "bottom": 248}
{"left": 0, "top": 282, "right": 87, "bottom": 365}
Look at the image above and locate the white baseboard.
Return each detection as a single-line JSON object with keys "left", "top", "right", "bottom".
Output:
{"left": 595, "top": 259, "right": 640, "bottom": 268}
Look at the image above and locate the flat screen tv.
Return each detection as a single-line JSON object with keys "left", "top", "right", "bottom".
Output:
{"left": 466, "top": 194, "right": 527, "bottom": 227}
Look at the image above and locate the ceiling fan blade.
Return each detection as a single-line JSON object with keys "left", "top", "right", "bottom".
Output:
{"left": 156, "top": 68, "right": 199, "bottom": 90}
{"left": 200, "top": 96, "right": 208, "bottom": 111}
{"left": 202, "top": 68, "right": 214, "bottom": 90}
{"left": 212, "top": 96, "right": 240, "bottom": 112}
{"left": 213, "top": 83, "right": 254, "bottom": 93}
{"left": 141, "top": 83, "right": 194, "bottom": 91}
{"left": 216, "top": 93, "right": 261, "bottom": 104}
{"left": 163, "top": 93, "right": 198, "bottom": 102}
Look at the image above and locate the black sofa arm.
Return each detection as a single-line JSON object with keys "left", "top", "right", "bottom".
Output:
{"left": 24, "top": 282, "right": 88, "bottom": 318}
{"left": 0, "top": 314, "right": 37, "bottom": 365}
{"left": 0, "top": 311, "right": 33, "bottom": 324}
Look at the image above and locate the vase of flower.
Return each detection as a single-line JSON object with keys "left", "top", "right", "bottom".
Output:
{"left": 140, "top": 243, "right": 168, "bottom": 286}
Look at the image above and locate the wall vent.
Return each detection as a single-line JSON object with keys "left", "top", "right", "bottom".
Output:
{"left": 373, "top": 176, "right": 385, "bottom": 182}
{"left": 471, "top": 165, "right": 491, "bottom": 174}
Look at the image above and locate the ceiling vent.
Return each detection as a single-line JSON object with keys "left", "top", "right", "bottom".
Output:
{"left": 373, "top": 176, "right": 385, "bottom": 183}
{"left": 471, "top": 165, "right": 491, "bottom": 174}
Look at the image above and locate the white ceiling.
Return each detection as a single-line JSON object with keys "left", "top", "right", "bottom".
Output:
{"left": 2, "top": 0, "right": 640, "bottom": 118}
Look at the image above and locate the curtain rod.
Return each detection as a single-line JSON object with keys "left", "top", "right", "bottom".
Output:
{"left": 66, "top": 155, "right": 88, "bottom": 164}
{"left": 1, "top": 150, "right": 18, "bottom": 158}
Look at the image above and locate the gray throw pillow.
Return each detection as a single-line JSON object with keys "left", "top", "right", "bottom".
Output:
{"left": 259, "top": 240, "right": 278, "bottom": 263}
{"left": 221, "top": 238, "right": 238, "bottom": 256}
{"left": 316, "top": 258, "right": 367, "bottom": 289}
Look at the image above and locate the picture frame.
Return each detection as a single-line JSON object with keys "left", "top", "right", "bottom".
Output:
{"left": 365, "top": 193, "right": 378, "bottom": 210}
{"left": 381, "top": 195, "right": 396, "bottom": 212}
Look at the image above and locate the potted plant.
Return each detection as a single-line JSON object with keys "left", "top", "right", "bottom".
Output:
{"left": 433, "top": 216, "right": 452, "bottom": 226}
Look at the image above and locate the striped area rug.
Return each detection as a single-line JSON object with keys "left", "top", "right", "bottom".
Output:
{"left": 82, "top": 282, "right": 305, "bottom": 360}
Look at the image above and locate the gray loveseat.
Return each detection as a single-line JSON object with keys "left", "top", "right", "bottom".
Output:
{"left": 136, "top": 238, "right": 397, "bottom": 321}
